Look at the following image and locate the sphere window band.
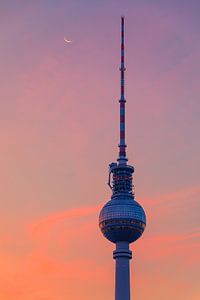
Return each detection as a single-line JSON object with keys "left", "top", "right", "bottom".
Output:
{"left": 102, "top": 226, "right": 144, "bottom": 235}
{"left": 99, "top": 219, "right": 145, "bottom": 228}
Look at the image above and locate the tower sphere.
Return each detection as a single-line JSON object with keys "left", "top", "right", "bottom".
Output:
{"left": 99, "top": 195, "right": 146, "bottom": 243}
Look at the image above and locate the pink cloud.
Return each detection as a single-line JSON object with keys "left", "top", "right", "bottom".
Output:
{"left": 143, "top": 185, "right": 200, "bottom": 206}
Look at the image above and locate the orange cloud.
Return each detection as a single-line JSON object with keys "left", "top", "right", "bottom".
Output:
{"left": 0, "top": 186, "right": 199, "bottom": 300}
{"left": 30, "top": 204, "right": 100, "bottom": 237}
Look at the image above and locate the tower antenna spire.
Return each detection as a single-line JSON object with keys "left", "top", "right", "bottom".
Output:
{"left": 118, "top": 16, "right": 127, "bottom": 164}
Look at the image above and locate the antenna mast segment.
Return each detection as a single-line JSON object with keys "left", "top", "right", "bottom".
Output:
{"left": 118, "top": 16, "right": 127, "bottom": 164}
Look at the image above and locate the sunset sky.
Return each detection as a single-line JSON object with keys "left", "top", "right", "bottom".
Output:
{"left": 0, "top": 1, "right": 200, "bottom": 299}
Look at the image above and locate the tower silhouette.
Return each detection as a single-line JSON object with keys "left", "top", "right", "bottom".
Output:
{"left": 99, "top": 17, "right": 146, "bottom": 300}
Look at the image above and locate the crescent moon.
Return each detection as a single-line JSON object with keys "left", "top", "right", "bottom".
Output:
{"left": 64, "top": 37, "right": 73, "bottom": 43}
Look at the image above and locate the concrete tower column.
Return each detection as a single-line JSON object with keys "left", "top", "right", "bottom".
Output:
{"left": 113, "top": 242, "right": 132, "bottom": 300}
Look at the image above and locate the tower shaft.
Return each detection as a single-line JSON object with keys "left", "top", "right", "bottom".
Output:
{"left": 113, "top": 242, "right": 132, "bottom": 300}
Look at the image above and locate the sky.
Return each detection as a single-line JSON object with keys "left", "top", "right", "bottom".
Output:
{"left": 0, "top": 0, "right": 200, "bottom": 299}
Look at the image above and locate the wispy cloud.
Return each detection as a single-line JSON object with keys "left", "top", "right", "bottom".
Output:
{"left": 30, "top": 204, "right": 100, "bottom": 236}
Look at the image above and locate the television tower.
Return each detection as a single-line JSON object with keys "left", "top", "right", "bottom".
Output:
{"left": 99, "top": 17, "right": 146, "bottom": 300}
